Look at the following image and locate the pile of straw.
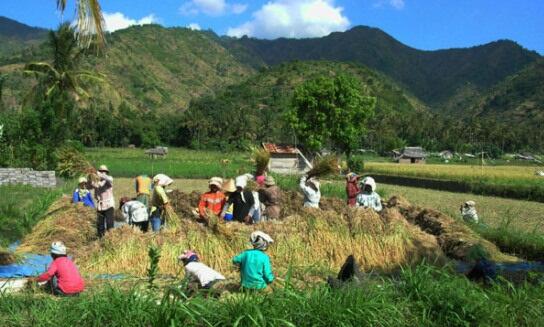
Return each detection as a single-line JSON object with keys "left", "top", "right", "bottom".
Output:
{"left": 0, "top": 251, "right": 15, "bottom": 265}
{"left": 250, "top": 147, "right": 270, "bottom": 175}
{"left": 307, "top": 155, "right": 340, "bottom": 178}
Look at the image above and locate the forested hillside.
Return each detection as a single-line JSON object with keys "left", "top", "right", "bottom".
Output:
{"left": 0, "top": 16, "right": 47, "bottom": 60}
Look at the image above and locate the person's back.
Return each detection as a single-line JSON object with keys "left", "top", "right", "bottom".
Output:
{"left": 184, "top": 261, "right": 226, "bottom": 287}
{"left": 299, "top": 176, "right": 320, "bottom": 208}
{"left": 356, "top": 192, "right": 382, "bottom": 212}
{"left": 232, "top": 249, "right": 274, "bottom": 290}
{"left": 37, "top": 256, "right": 85, "bottom": 295}
{"left": 345, "top": 174, "right": 360, "bottom": 207}
{"left": 122, "top": 200, "right": 148, "bottom": 224}
{"left": 135, "top": 175, "right": 152, "bottom": 206}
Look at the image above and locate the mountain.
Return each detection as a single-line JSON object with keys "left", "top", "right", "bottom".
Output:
{"left": 0, "top": 16, "right": 48, "bottom": 59}
{"left": 222, "top": 26, "right": 540, "bottom": 107}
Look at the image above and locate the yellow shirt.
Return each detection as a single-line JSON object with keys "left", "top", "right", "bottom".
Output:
{"left": 151, "top": 185, "right": 169, "bottom": 207}
{"left": 135, "top": 175, "right": 151, "bottom": 195}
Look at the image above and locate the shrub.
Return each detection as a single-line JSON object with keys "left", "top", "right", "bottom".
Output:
{"left": 347, "top": 155, "right": 365, "bottom": 174}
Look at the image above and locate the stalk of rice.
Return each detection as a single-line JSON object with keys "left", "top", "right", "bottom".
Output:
{"left": 306, "top": 155, "right": 340, "bottom": 178}
{"left": 251, "top": 147, "right": 270, "bottom": 175}
{"left": 164, "top": 205, "right": 181, "bottom": 229}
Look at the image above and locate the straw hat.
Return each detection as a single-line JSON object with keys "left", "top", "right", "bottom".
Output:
{"left": 222, "top": 179, "right": 236, "bottom": 193}
{"left": 98, "top": 164, "right": 109, "bottom": 172}
{"left": 264, "top": 175, "right": 276, "bottom": 186}
{"left": 78, "top": 176, "right": 87, "bottom": 184}
{"left": 209, "top": 177, "right": 223, "bottom": 188}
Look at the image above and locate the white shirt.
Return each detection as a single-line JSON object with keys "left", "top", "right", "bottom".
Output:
{"left": 185, "top": 262, "right": 225, "bottom": 287}
{"left": 299, "top": 176, "right": 320, "bottom": 208}
{"left": 121, "top": 201, "right": 148, "bottom": 223}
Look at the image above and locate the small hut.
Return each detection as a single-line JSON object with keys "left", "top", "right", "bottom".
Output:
{"left": 262, "top": 143, "right": 312, "bottom": 174}
{"left": 396, "top": 147, "right": 427, "bottom": 164}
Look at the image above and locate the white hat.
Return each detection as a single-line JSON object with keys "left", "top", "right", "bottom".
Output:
{"left": 465, "top": 200, "right": 476, "bottom": 207}
{"left": 50, "top": 241, "right": 67, "bottom": 255}
{"left": 209, "top": 177, "right": 223, "bottom": 188}
{"left": 361, "top": 176, "right": 377, "bottom": 192}
{"left": 98, "top": 165, "right": 109, "bottom": 172}
{"left": 153, "top": 174, "right": 173, "bottom": 186}
{"left": 78, "top": 176, "right": 87, "bottom": 184}
{"left": 235, "top": 176, "right": 247, "bottom": 189}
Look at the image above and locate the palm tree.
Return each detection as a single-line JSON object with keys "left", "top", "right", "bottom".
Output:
{"left": 24, "top": 23, "right": 105, "bottom": 103}
{"left": 56, "top": 0, "right": 105, "bottom": 47}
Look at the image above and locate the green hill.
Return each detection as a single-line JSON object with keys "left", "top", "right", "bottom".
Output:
{"left": 223, "top": 26, "right": 540, "bottom": 107}
{"left": 0, "top": 16, "right": 47, "bottom": 60}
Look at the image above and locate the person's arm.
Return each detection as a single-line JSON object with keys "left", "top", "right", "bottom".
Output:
{"left": 72, "top": 190, "right": 79, "bottom": 203}
{"left": 121, "top": 205, "right": 130, "bottom": 224}
{"left": 36, "top": 260, "right": 57, "bottom": 282}
{"left": 232, "top": 252, "right": 244, "bottom": 266}
{"left": 263, "top": 256, "right": 274, "bottom": 284}
{"left": 100, "top": 173, "right": 114, "bottom": 184}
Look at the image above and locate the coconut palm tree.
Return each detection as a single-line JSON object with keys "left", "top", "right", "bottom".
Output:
{"left": 56, "top": 0, "right": 105, "bottom": 47}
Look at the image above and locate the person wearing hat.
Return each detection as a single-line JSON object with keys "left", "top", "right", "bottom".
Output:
{"left": 33, "top": 241, "right": 85, "bottom": 296}
{"left": 89, "top": 165, "right": 115, "bottom": 237}
{"left": 134, "top": 174, "right": 152, "bottom": 207}
{"left": 299, "top": 175, "right": 321, "bottom": 208}
{"left": 197, "top": 177, "right": 226, "bottom": 223}
{"left": 460, "top": 200, "right": 479, "bottom": 223}
{"left": 178, "top": 250, "right": 226, "bottom": 294}
{"left": 120, "top": 197, "right": 149, "bottom": 232}
{"left": 221, "top": 179, "right": 236, "bottom": 221}
{"left": 220, "top": 176, "right": 255, "bottom": 224}
{"left": 150, "top": 174, "right": 174, "bottom": 232}
{"left": 71, "top": 176, "right": 95, "bottom": 208}
{"left": 258, "top": 175, "right": 282, "bottom": 220}
{"left": 345, "top": 173, "right": 360, "bottom": 207}
{"left": 356, "top": 176, "right": 382, "bottom": 212}
{"left": 232, "top": 231, "right": 275, "bottom": 290}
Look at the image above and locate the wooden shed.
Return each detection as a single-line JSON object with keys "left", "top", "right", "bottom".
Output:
{"left": 262, "top": 143, "right": 312, "bottom": 174}
{"left": 396, "top": 147, "right": 427, "bottom": 164}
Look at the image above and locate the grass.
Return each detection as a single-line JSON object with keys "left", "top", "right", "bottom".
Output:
{"left": 1, "top": 264, "right": 543, "bottom": 326}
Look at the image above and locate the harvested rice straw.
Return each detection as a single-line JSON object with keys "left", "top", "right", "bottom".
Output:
{"left": 251, "top": 147, "right": 270, "bottom": 175}
{"left": 164, "top": 205, "right": 181, "bottom": 229}
{"left": 306, "top": 155, "right": 340, "bottom": 178}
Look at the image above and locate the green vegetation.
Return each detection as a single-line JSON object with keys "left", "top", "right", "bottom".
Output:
{"left": 1, "top": 264, "right": 543, "bottom": 326}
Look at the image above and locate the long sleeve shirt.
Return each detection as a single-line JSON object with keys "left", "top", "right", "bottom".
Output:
{"left": 258, "top": 186, "right": 281, "bottom": 219}
{"left": 92, "top": 173, "right": 114, "bottom": 211}
{"left": 222, "top": 191, "right": 254, "bottom": 222}
{"left": 121, "top": 201, "right": 149, "bottom": 224}
{"left": 198, "top": 191, "right": 226, "bottom": 217}
{"left": 72, "top": 189, "right": 95, "bottom": 208}
{"left": 232, "top": 249, "right": 274, "bottom": 289}
{"left": 346, "top": 180, "right": 360, "bottom": 207}
{"left": 356, "top": 192, "right": 382, "bottom": 212}
{"left": 36, "top": 257, "right": 85, "bottom": 294}
{"left": 299, "top": 176, "right": 320, "bottom": 208}
{"left": 184, "top": 262, "right": 226, "bottom": 287}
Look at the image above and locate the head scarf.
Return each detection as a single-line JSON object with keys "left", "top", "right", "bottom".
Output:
{"left": 153, "top": 174, "right": 173, "bottom": 187}
{"left": 360, "top": 177, "right": 376, "bottom": 192}
{"left": 178, "top": 250, "right": 199, "bottom": 264}
{"left": 250, "top": 231, "right": 274, "bottom": 250}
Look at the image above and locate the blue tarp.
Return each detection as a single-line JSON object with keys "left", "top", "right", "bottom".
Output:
{"left": 456, "top": 261, "right": 544, "bottom": 274}
{"left": 0, "top": 254, "right": 52, "bottom": 278}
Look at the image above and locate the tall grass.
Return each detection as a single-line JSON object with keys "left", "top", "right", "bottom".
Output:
{"left": 1, "top": 264, "right": 543, "bottom": 326}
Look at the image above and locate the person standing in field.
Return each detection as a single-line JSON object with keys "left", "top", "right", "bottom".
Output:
{"left": 90, "top": 165, "right": 115, "bottom": 237}
{"left": 221, "top": 176, "right": 255, "bottom": 224}
{"left": 299, "top": 175, "right": 321, "bottom": 208}
{"left": 232, "top": 231, "right": 275, "bottom": 291}
{"left": 345, "top": 173, "right": 360, "bottom": 207}
{"left": 33, "top": 241, "right": 85, "bottom": 296}
{"left": 198, "top": 177, "right": 226, "bottom": 223}
{"left": 134, "top": 174, "right": 152, "bottom": 207}
{"left": 120, "top": 197, "right": 149, "bottom": 232}
{"left": 258, "top": 176, "right": 282, "bottom": 220}
{"left": 71, "top": 176, "right": 95, "bottom": 208}
{"left": 178, "top": 250, "right": 226, "bottom": 294}
{"left": 356, "top": 177, "right": 382, "bottom": 212}
{"left": 150, "top": 174, "right": 173, "bottom": 232}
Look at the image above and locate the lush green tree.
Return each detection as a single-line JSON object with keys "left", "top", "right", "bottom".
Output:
{"left": 287, "top": 75, "right": 376, "bottom": 157}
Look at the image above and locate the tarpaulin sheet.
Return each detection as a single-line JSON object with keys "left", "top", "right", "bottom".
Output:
{"left": 0, "top": 254, "right": 52, "bottom": 278}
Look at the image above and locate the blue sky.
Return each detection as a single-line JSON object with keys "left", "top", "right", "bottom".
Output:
{"left": 1, "top": 0, "right": 543, "bottom": 53}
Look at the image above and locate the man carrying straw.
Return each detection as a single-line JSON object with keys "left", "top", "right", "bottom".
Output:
{"left": 90, "top": 165, "right": 115, "bottom": 237}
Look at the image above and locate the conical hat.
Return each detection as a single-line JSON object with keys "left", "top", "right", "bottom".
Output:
{"left": 222, "top": 178, "right": 236, "bottom": 192}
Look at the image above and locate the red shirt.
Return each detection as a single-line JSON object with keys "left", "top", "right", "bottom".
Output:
{"left": 37, "top": 257, "right": 85, "bottom": 294}
{"left": 346, "top": 180, "right": 360, "bottom": 206}
{"left": 198, "top": 191, "right": 226, "bottom": 217}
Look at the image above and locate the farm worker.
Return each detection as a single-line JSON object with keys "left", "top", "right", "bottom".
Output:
{"left": 221, "top": 179, "right": 236, "bottom": 221}
{"left": 239, "top": 173, "right": 263, "bottom": 222}
{"left": 90, "top": 165, "right": 114, "bottom": 238}
{"left": 33, "top": 241, "right": 85, "bottom": 296}
{"left": 221, "top": 176, "right": 255, "bottom": 224}
{"left": 120, "top": 197, "right": 149, "bottom": 232}
{"left": 232, "top": 231, "right": 274, "bottom": 290}
{"left": 198, "top": 177, "right": 226, "bottom": 222}
{"left": 178, "top": 250, "right": 226, "bottom": 293}
{"left": 345, "top": 173, "right": 360, "bottom": 207}
{"left": 258, "top": 176, "right": 282, "bottom": 220}
{"left": 356, "top": 177, "right": 382, "bottom": 212}
{"left": 150, "top": 174, "right": 173, "bottom": 232}
{"left": 460, "top": 201, "right": 479, "bottom": 223}
{"left": 134, "top": 174, "right": 152, "bottom": 207}
{"left": 71, "top": 176, "right": 95, "bottom": 208}
{"left": 299, "top": 175, "right": 321, "bottom": 208}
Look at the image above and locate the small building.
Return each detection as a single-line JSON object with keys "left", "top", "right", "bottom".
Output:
{"left": 396, "top": 147, "right": 427, "bottom": 164}
{"left": 262, "top": 143, "right": 312, "bottom": 174}
{"left": 145, "top": 147, "right": 168, "bottom": 159}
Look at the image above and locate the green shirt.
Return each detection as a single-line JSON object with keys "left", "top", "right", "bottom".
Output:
{"left": 232, "top": 249, "right": 274, "bottom": 289}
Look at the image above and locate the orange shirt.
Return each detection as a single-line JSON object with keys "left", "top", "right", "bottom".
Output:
{"left": 198, "top": 191, "right": 226, "bottom": 217}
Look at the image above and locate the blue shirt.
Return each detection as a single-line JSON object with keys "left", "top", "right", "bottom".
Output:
{"left": 232, "top": 249, "right": 274, "bottom": 289}
{"left": 72, "top": 189, "right": 95, "bottom": 208}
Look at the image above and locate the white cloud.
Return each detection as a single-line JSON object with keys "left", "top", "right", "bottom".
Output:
{"left": 103, "top": 12, "right": 158, "bottom": 32}
{"left": 227, "top": 0, "right": 350, "bottom": 39}
{"left": 374, "top": 0, "right": 405, "bottom": 10}
{"left": 180, "top": 0, "right": 247, "bottom": 16}
{"left": 187, "top": 23, "right": 202, "bottom": 30}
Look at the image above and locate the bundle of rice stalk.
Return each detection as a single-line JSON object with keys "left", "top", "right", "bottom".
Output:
{"left": 0, "top": 251, "right": 16, "bottom": 265}
{"left": 164, "top": 205, "right": 181, "bottom": 229}
{"left": 251, "top": 147, "right": 270, "bottom": 175}
{"left": 306, "top": 155, "right": 340, "bottom": 178}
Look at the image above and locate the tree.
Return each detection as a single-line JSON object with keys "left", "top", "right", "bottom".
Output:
{"left": 287, "top": 74, "right": 376, "bottom": 157}
{"left": 56, "top": 0, "right": 105, "bottom": 47}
